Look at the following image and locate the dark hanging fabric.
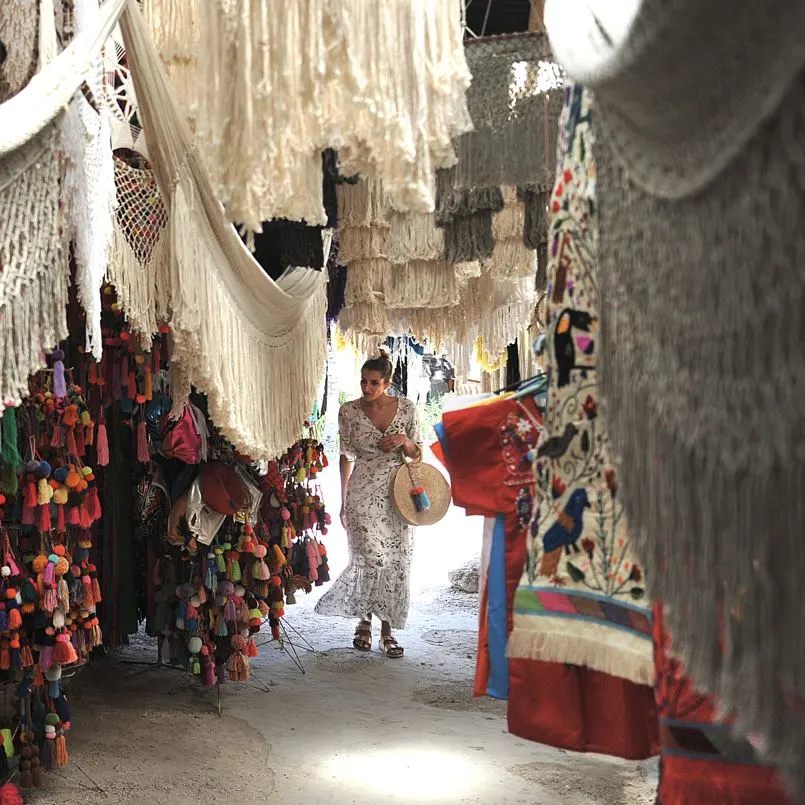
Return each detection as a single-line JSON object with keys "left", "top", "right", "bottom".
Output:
{"left": 240, "top": 150, "right": 358, "bottom": 277}
{"left": 245, "top": 219, "right": 325, "bottom": 278}
{"left": 102, "top": 405, "right": 138, "bottom": 646}
{"left": 320, "top": 364, "right": 329, "bottom": 419}
{"left": 506, "top": 342, "right": 521, "bottom": 388}
{"left": 326, "top": 242, "right": 347, "bottom": 324}
{"left": 519, "top": 185, "right": 550, "bottom": 250}
{"left": 435, "top": 167, "right": 504, "bottom": 262}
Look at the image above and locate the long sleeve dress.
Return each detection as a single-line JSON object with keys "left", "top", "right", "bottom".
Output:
{"left": 315, "top": 397, "right": 422, "bottom": 629}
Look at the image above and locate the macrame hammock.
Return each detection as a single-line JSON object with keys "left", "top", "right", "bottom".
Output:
{"left": 156, "top": 0, "right": 473, "bottom": 234}
{"left": 118, "top": 2, "right": 327, "bottom": 460}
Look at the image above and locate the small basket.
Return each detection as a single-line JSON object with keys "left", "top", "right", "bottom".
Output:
{"left": 390, "top": 458, "right": 451, "bottom": 527}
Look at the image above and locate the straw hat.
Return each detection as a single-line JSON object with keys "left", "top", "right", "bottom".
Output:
{"left": 390, "top": 460, "right": 451, "bottom": 527}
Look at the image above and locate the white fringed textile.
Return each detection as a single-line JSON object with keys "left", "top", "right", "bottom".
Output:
{"left": 194, "top": 0, "right": 472, "bottom": 233}
{"left": 62, "top": 0, "right": 116, "bottom": 361}
{"left": 0, "top": 0, "right": 126, "bottom": 411}
{"left": 120, "top": 2, "right": 327, "bottom": 459}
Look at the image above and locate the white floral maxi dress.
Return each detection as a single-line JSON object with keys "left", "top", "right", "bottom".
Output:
{"left": 315, "top": 398, "right": 422, "bottom": 630}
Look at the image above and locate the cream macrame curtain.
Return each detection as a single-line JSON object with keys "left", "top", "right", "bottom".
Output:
{"left": 190, "top": 0, "right": 472, "bottom": 233}
{"left": 119, "top": 2, "right": 327, "bottom": 460}
{"left": 335, "top": 178, "right": 536, "bottom": 373}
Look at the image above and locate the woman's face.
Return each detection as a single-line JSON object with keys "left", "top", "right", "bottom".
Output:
{"left": 361, "top": 370, "right": 389, "bottom": 402}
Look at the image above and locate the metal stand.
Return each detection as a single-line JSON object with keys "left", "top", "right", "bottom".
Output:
{"left": 253, "top": 616, "right": 316, "bottom": 675}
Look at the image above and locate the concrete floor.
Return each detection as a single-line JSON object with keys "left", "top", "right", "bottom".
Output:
{"left": 28, "top": 467, "right": 658, "bottom": 804}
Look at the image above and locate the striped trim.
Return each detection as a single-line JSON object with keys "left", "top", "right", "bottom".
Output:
{"left": 514, "top": 586, "right": 652, "bottom": 639}
{"left": 661, "top": 719, "right": 773, "bottom": 767}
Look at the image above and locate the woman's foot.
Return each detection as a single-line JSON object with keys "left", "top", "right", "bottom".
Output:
{"left": 353, "top": 619, "right": 372, "bottom": 652}
{"left": 379, "top": 627, "right": 404, "bottom": 658}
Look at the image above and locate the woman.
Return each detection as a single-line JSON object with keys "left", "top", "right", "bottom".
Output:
{"left": 315, "top": 351, "right": 422, "bottom": 657}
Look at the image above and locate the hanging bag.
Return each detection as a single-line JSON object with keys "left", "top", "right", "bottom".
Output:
{"left": 390, "top": 453, "right": 451, "bottom": 526}
{"left": 161, "top": 402, "right": 208, "bottom": 464}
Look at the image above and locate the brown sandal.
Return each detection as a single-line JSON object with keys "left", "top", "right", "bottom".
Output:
{"left": 379, "top": 633, "right": 404, "bottom": 658}
{"left": 353, "top": 620, "right": 372, "bottom": 652}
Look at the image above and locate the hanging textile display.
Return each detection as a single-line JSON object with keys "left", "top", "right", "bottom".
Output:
{"left": 508, "top": 85, "right": 657, "bottom": 759}
{"left": 0, "top": 364, "right": 108, "bottom": 791}
{"left": 434, "top": 391, "right": 543, "bottom": 700}
{"left": 193, "top": 0, "right": 472, "bottom": 233}
{"left": 453, "top": 32, "right": 564, "bottom": 190}
{"left": 0, "top": 0, "right": 39, "bottom": 103}
{"left": 545, "top": 0, "right": 805, "bottom": 794}
{"left": 152, "top": 436, "right": 332, "bottom": 682}
{"left": 435, "top": 169, "right": 504, "bottom": 262}
{"left": 117, "top": 2, "right": 327, "bottom": 460}
{"left": 0, "top": 0, "right": 129, "bottom": 411}
{"left": 336, "top": 177, "right": 537, "bottom": 375}
{"left": 62, "top": 0, "right": 116, "bottom": 362}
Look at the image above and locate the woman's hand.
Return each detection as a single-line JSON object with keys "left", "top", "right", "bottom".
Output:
{"left": 378, "top": 434, "right": 408, "bottom": 453}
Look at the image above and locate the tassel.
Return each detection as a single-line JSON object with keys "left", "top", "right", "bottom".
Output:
{"left": 246, "top": 638, "right": 258, "bottom": 658}
{"left": 56, "top": 505, "right": 66, "bottom": 532}
{"left": 55, "top": 732, "right": 68, "bottom": 767}
{"left": 0, "top": 641, "right": 9, "bottom": 671}
{"left": 96, "top": 422, "right": 109, "bottom": 466}
{"left": 136, "top": 420, "right": 149, "bottom": 463}
{"left": 88, "top": 362, "right": 97, "bottom": 385}
{"left": 50, "top": 425, "right": 64, "bottom": 448}
{"left": 7, "top": 607, "right": 21, "bottom": 631}
{"left": 18, "top": 747, "right": 32, "bottom": 789}
{"left": 52, "top": 350, "right": 66, "bottom": 398}
{"left": 0, "top": 406, "right": 21, "bottom": 496}
{"left": 38, "top": 504, "right": 52, "bottom": 532}
{"left": 127, "top": 371, "right": 137, "bottom": 400}
{"left": 42, "top": 730, "right": 56, "bottom": 771}
{"left": 66, "top": 428, "right": 77, "bottom": 456}
{"left": 90, "top": 566, "right": 102, "bottom": 603}
{"left": 30, "top": 746, "right": 42, "bottom": 787}
{"left": 75, "top": 427, "right": 85, "bottom": 456}
{"left": 85, "top": 421, "right": 94, "bottom": 447}
{"left": 144, "top": 368, "right": 153, "bottom": 401}
{"left": 152, "top": 340, "right": 161, "bottom": 372}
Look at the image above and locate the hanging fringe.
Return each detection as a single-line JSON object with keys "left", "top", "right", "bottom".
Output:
{"left": 0, "top": 126, "right": 69, "bottom": 411}
{"left": 507, "top": 616, "right": 654, "bottom": 687}
{"left": 193, "top": 1, "right": 471, "bottom": 233}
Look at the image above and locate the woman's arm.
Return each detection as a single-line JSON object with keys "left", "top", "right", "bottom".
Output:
{"left": 340, "top": 454, "right": 355, "bottom": 506}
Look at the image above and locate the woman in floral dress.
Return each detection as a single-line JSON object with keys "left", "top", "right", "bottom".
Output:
{"left": 315, "top": 351, "right": 422, "bottom": 657}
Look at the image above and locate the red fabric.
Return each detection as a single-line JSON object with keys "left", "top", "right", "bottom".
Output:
{"left": 653, "top": 604, "right": 794, "bottom": 804}
{"left": 161, "top": 405, "right": 202, "bottom": 464}
{"left": 509, "top": 658, "right": 659, "bottom": 759}
{"left": 440, "top": 396, "right": 541, "bottom": 697}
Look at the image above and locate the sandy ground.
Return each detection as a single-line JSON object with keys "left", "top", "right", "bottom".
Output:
{"left": 27, "top": 466, "right": 658, "bottom": 805}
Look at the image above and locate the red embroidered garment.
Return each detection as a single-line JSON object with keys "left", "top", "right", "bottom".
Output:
{"left": 654, "top": 604, "right": 795, "bottom": 804}
{"left": 438, "top": 395, "right": 541, "bottom": 698}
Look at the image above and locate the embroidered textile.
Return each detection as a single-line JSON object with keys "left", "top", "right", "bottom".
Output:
{"left": 510, "top": 86, "right": 653, "bottom": 688}
{"left": 545, "top": 0, "right": 805, "bottom": 792}
{"left": 436, "top": 394, "right": 542, "bottom": 699}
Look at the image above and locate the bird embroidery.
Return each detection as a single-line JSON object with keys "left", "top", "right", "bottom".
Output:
{"left": 537, "top": 422, "right": 578, "bottom": 459}
{"left": 539, "top": 488, "right": 590, "bottom": 583}
{"left": 553, "top": 308, "right": 596, "bottom": 387}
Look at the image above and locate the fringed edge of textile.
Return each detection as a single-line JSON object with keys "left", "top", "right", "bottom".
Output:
{"left": 106, "top": 219, "right": 168, "bottom": 349}
{"left": 601, "top": 377, "right": 805, "bottom": 795}
{"left": 0, "top": 264, "right": 69, "bottom": 408}
{"left": 167, "top": 184, "right": 328, "bottom": 459}
{"left": 508, "top": 614, "right": 654, "bottom": 687}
